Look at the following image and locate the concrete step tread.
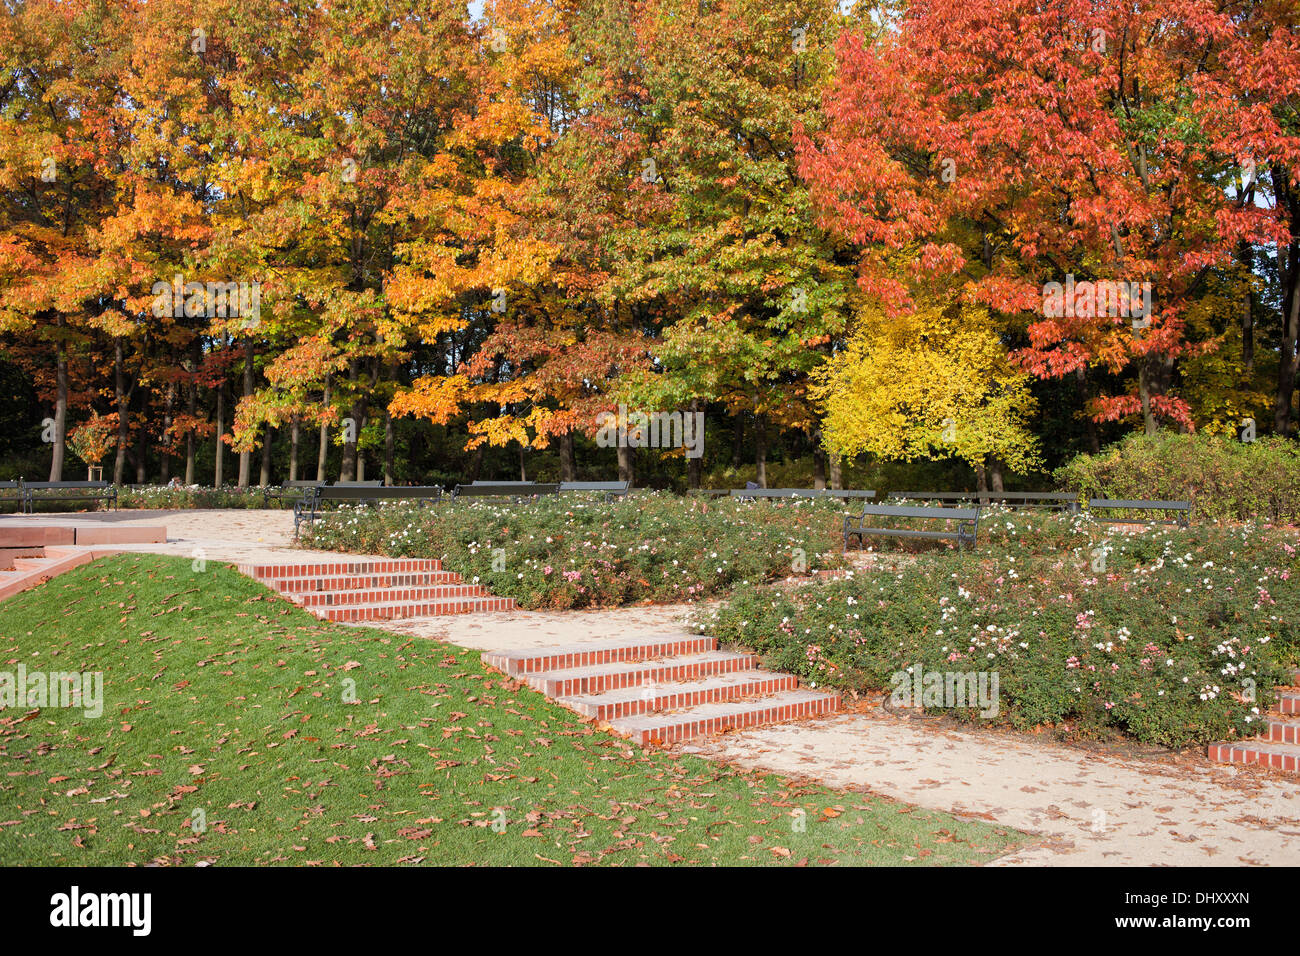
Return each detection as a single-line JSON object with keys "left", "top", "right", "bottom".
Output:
{"left": 560, "top": 669, "right": 793, "bottom": 707}
{"left": 486, "top": 633, "right": 713, "bottom": 664}
{"left": 315, "top": 594, "right": 511, "bottom": 611}
{"left": 608, "top": 689, "right": 841, "bottom": 743}
{"left": 525, "top": 650, "right": 754, "bottom": 682}
{"left": 240, "top": 558, "right": 444, "bottom": 577}
{"left": 293, "top": 584, "right": 487, "bottom": 603}
{"left": 268, "top": 572, "right": 464, "bottom": 589}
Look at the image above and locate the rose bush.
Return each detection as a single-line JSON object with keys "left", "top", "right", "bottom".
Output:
{"left": 701, "top": 509, "right": 1299, "bottom": 748}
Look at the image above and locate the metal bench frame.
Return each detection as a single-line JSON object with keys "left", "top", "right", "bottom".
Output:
{"left": 844, "top": 503, "right": 981, "bottom": 551}
{"left": 262, "top": 479, "right": 322, "bottom": 509}
{"left": 22, "top": 480, "right": 117, "bottom": 513}
{"left": 1087, "top": 498, "right": 1192, "bottom": 527}
{"left": 887, "top": 491, "right": 1080, "bottom": 511}
{"left": 293, "top": 484, "right": 444, "bottom": 535}
{"left": 452, "top": 482, "right": 560, "bottom": 502}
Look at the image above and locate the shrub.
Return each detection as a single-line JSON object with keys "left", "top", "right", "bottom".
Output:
{"left": 114, "top": 485, "right": 291, "bottom": 509}
{"left": 1054, "top": 432, "right": 1300, "bottom": 523}
{"left": 702, "top": 510, "right": 1300, "bottom": 748}
{"left": 303, "top": 492, "right": 846, "bottom": 609}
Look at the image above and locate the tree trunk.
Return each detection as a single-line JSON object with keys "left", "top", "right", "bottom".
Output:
{"left": 49, "top": 329, "right": 67, "bottom": 482}
{"left": 988, "top": 455, "right": 1004, "bottom": 493}
{"left": 134, "top": 387, "right": 148, "bottom": 484}
{"left": 1138, "top": 359, "right": 1157, "bottom": 435}
{"left": 237, "top": 338, "right": 254, "bottom": 487}
{"left": 812, "top": 443, "right": 827, "bottom": 490}
{"left": 1240, "top": 243, "right": 1255, "bottom": 372}
{"left": 214, "top": 384, "right": 225, "bottom": 487}
{"left": 1275, "top": 244, "right": 1300, "bottom": 437}
{"left": 383, "top": 410, "right": 394, "bottom": 486}
{"left": 160, "top": 383, "right": 174, "bottom": 485}
{"left": 829, "top": 454, "right": 843, "bottom": 490}
{"left": 114, "top": 339, "right": 129, "bottom": 485}
{"left": 185, "top": 343, "right": 198, "bottom": 485}
{"left": 1272, "top": 166, "right": 1300, "bottom": 437}
{"left": 518, "top": 442, "right": 527, "bottom": 481}
{"left": 559, "top": 430, "right": 576, "bottom": 482}
{"left": 975, "top": 460, "right": 989, "bottom": 503}
{"left": 754, "top": 413, "right": 767, "bottom": 487}
{"left": 289, "top": 417, "right": 299, "bottom": 482}
{"left": 731, "top": 413, "right": 744, "bottom": 468}
{"left": 468, "top": 442, "right": 485, "bottom": 482}
{"left": 259, "top": 427, "right": 272, "bottom": 487}
{"left": 686, "top": 398, "right": 702, "bottom": 489}
{"left": 617, "top": 444, "right": 634, "bottom": 486}
{"left": 317, "top": 377, "right": 331, "bottom": 482}
{"left": 341, "top": 362, "right": 359, "bottom": 481}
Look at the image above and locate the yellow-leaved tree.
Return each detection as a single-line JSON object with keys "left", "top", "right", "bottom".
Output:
{"left": 811, "top": 300, "right": 1040, "bottom": 478}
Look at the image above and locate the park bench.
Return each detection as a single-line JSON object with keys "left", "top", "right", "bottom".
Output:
{"left": 729, "top": 487, "right": 876, "bottom": 502}
{"left": 844, "top": 503, "right": 981, "bottom": 551}
{"left": 293, "top": 483, "right": 445, "bottom": 535}
{"left": 22, "top": 480, "right": 117, "bottom": 513}
{"left": 887, "top": 490, "right": 1080, "bottom": 511}
{"left": 558, "top": 480, "right": 630, "bottom": 501}
{"left": 0, "top": 480, "right": 22, "bottom": 512}
{"left": 1087, "top": 498, "right": 1192, "bottom": 527}
{"left": 262, "top": 479, "right": 321, "bottom": 508}
{"left": 452, "top": 482, "right": 560, "bottom": 502}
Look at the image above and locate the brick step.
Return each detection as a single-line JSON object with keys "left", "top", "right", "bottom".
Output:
{"left": 269, "top": 571, "right": 464, "bottom": 592}
{"left": 521, "top": 651, "right": 759, "bottom": 697}
{"left": 310, "top": 594, "right": 516, "bottom": 623}
{"left": 291, "top": 583, "right": 488, "bottom": 607}
{"left": 1208, "top": 739, "right": 1300, "bottom": 773}
{"left": 560, "top": 669, "right": 797, "bottom": 721}
{"left": 1277, "top": 691, "right": 1300, "bottom": 714}
{"left": 240, "top": 557, "right": 444, "bottom": 579}
{"left": 1259, "top": 718, "right": 1300, "bottom": 745}
{"left": 609, "top": 689, "right": 842, "bottom": 745}
{"left": 483, "top": 634, "right": 719, "bottom": 676}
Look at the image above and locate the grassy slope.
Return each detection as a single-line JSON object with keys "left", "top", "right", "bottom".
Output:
{"left": 0, "top": 554, "right": 1026, "bottom": 866}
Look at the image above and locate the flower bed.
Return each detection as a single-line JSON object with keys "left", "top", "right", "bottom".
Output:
{"left": 114, "top": 485, "right": 292, "bottom": 509}
{"left": 700, "top": 510, "right": 1299, "bottom": 748}
{"left": 302, "top": 492, "right": 846, "bottom": 609}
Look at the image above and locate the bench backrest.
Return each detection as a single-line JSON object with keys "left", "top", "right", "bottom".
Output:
{"left": 0, "top": 481, "right": 20, "bottom": 489}
{"left": 454, "top": 483, "right": 560, "bottom": 497}
{"left": 470, "top": 480, "right": 534, "bottom": 486}
{"left": 1088, "top": 498, "right": 1191, "bottom": 511}
{"left": 317, "top": 485, "right": 442, "bottom": 501}
{"left": 281, "top": 480, "right": 321, "bottom": 488}
{"left": 731, "top": 488, "right": 877, "bottom": 500}
{"left": 559, "top": 481, "right": 629, "bottom": 493}
{"left": 856, "top": 503, "right": 981, "bottom": 521}
{"left": 24, "top": 481, "right": 111, "bottom": 490}
{"left": 332, "top": 480, "right": 382, "bottom": 487}
{"left": 889, "top": 490, "right": 1077, "bottom": 502}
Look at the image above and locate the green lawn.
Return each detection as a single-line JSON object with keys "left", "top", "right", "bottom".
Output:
{"left": 0, "top": 554, "right": 1027, "bottom": 866}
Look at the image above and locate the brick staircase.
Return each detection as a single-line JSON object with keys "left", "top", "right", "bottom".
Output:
{"left": 240, "top": 557, "right": 516, "bottom": 622}
{"left": 483, "top": 633, "right": 840, "bottom": 745}
{"left": 1208, "top": 670, "right": 1300, "bottom": 772}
